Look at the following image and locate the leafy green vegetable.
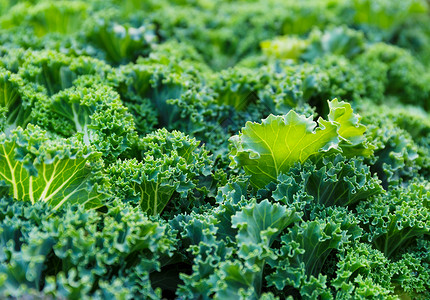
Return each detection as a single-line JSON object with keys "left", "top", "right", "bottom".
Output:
{"left": 175, "top": 199, "right": 299, "bottom": 299}
{"left": 0, "top": 0, "right": 429, "bottom": 298}
{"left": 0, "top": 68, "right": 43, "bottom": 135}
{"left": 333, "top": 242, "right": 393, "bottom": 297}
{"left": 230, "top": 98, "right": 371, "bottom": 189}
{"left": 39, "top": 83, "right": 138, "bottom": 161}
{"left": 108, "top": 129, "right": 212, "bottom": 215}
{"left": 268, "top": 218, "right": 349, "bottom": 299}
{"left": 0, "top": 126, "right": 107, "bottom": 209}
{"left": 17, "top": 50, "right": 114, "bottom": 96}
{"left": 273, "top": 154, "right": 383, "bottom": 213}
{"left": 231, "top": 199, "right": 300, "bottom": 294}
{"left": 0, "top": 196, "right": 175, "bottom": 299}
{"left": 391, "top": 238, "right": 430, "bottom": 298}
{"left": 357, "top": 180, "right": 430, "bottom": 257}
{"left": 84, "top": 13, "right": 157, "bottom": 65}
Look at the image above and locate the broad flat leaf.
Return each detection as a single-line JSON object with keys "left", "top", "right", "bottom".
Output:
{"left": 229, "top": 111, "right": 339, "bottom": 189}
{"left": 0, "top": 138, "right": 105, "bottom": 209}
{"left": 230, "top": 99, "right": 370, "bottom": 189}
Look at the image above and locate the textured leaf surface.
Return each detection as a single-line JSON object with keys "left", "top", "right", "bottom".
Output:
{"left": 230, "top": 99, "right": 370, "bottom": 189}
{"left": 273, "top": 154, "right": 383, "bottom": 211}
{"left": 108, "top": 129, "right": 212, "bottom": 215}
{"left": 0, "top": 68, "right": 40, "bottom": 135}
{"left": 357, "top": 181, "right": 430, "bottom": 257}
{"left": 328, "top": 98, "right": 372, "bottom": 157}
{"left": 229, "top": 112, "right": 338, "bottom": 189}
{"left": 0, "top": 128, "right": 105, "bottom": 209}
{"left": 232, "top": 199, "right": 300, "bottom": 248}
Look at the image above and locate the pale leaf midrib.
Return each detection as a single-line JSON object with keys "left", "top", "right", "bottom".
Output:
{"left": 1, "top": 143, "right": 19, "bottom": 199}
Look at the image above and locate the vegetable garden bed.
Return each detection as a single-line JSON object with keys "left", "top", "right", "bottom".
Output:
{"left": 0, "top": 0, "right": 429, "bottom": 299}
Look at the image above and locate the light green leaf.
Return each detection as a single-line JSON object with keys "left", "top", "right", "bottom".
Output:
{"left": 229, "top": 99, "right": 371, "bottom": 189}
{"left": 0, "top": 129, "right": 106, "bottom": 209}
{"left": 328, "top": 98, "right": 372, "bottom": 157}
{"left": 229, "top": 110, "right": 339, "bottom": 189}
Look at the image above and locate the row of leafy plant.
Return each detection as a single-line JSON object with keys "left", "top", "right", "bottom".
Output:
{"left": 0, "top": 0, "right": 429, "bottom": 299}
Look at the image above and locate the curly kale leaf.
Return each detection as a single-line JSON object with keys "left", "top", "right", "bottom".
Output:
{"left": 332, "top": 242, "right": 393, "bottom": 297}
{"left": 262, "top": 26, "right": 365, "bottom": 61}
{"left": 273, "top": 154, "right": 383, "bottom": 212}
{"left": 208, "top": 67, "right": 264, "bottom": 111}
{"left": 175, "top": 199, "right": 299, "bottom": 299}
{"left": 390, "top": 238, "right": 430, "bottom": 298}
{"left": 227, "top": 199, "right": 300, "bottom": 296}
{"left": 84, "top": 12, "right": 157, "bottom": 65}
{"left": 356, "top": 43, "right": 430, "bottom": 109}
{"left": 357, "top": 180, "right": 430, "bottom": 257}
{"left": 360, "top": 101, "right": 430, "bottom": 183}
{"left": 303, "top": 26, "right": 365, "bottom": 60}
{"left": 0, "top": 68, "right": 45, "bottom": 135}
{"left": 116, "top": 54, "right": 206, "bottom": 132}
{"left": 0, "top": 197, "right": 175, "bottom": 299}
{"left": 3, "top": 1, "right": 89, "bottom": 37}
{"left": 350, "top": 0, "right": 428, "bottom": 31}
{"left": 109, "top": 129, "right": 212, "bottom": 215}
{"left": 267, "top": 218, "right": 350, "bottom": 299}
{"left": 18, "top": 50, "right": 114, "bottom": 96}
{"left": 39, "top": 83, "right": 137, "bottom": 161}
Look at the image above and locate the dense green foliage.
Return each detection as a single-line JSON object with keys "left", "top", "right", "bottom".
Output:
{"left": 0, "top": 0, "right": 429, "bottom": 299}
